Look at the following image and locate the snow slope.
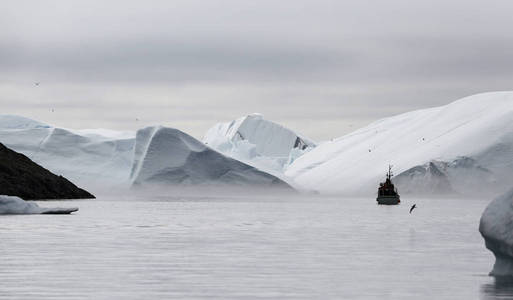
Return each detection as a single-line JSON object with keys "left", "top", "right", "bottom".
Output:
{"left": 203, "top": 113, "right": 316, "bottom": 173}
{"left": 0, "top": 195, "right": 78, "bottom": 215}
{"left": 0, "top": 115, "right": 51, "bottom": 130}
{"left": 286, "top": 92, "right": 513, "bottom": 195}
{"left": 0, "top": 115, "right": 135, "bottom": 190}
{"left": 131, "top": 126, "right": 292, "bottom": 188}
{"left": 480, "top": 188, "right": 513, "bottom": 276}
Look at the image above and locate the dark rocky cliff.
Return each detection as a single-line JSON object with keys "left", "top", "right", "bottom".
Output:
{"left": 0, "top": 143, "right": 94, "bottom": 200}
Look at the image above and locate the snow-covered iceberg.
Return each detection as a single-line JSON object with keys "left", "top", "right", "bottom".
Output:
{"left": 0, "top": 195, "right": 78, "bottom": 215}
{"left": 0, "top": 115, "right": 135, "bottom": 190}
{"left": 286, "top": 92, "right": 513, "bottom": 195}
{"left": 480, "top": 189, "right": 513, "bottom": 276}
{"left": 203, "top": 113, "right": 315, "bottom": 173}
{"left": 0, "top": 115, "right": 51, "bottom": 130}
{"left": 394, "top": 157, "right": 495, "bottom": 196}
{"left": 131, "top": 126, "right": 292, "bottom": 188}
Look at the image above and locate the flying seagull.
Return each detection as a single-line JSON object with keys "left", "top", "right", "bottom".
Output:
{"left": 409, "top": 204, "right": 416, "bottom": 214}
{"left": 35, "top": 82, "right": 40, "bottom": 86}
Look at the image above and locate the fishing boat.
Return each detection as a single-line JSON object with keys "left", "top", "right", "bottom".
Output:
{"left": 376, "top": 165, "right": 400, "bottom": 205}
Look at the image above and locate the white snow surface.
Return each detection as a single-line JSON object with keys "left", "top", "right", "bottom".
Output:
{"left": 0, "top": 115, "right": 135, "bottom": 190}
{"left": 131, "top": 126, "right": 290, "bottom": 187}
{"left": 72, "top": 128, "right": 135, "bottom": 140}
{"left": 286, "top": 92, "right": 513, "bottom": 195}
{"left": 203, "top": 113, "right": 316, "bottom": 173}
{"left": 0, "top": 115, "right": 50, "bottom": 129}
{"left": 480, "top": 188, "right": 513, "bottom": 276}
{"left": 0, "top": 195, "right": 77, "bottom": 215}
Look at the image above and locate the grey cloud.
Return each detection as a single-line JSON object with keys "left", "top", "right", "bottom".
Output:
{"left": 1, "top": 0, "right": 513, "bottom": 141}
{"left": 3, "top": 35, "right": 513, "bottom": 86}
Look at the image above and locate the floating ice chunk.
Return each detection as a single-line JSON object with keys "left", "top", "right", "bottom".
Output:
{"left": 0, "top": 195, "right": 78, "bottom": 215}
{"left": 480, "top": 189, "right": 513, "bottom": 276}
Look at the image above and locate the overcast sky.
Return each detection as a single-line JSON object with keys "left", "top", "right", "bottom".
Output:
{"left": 2, "top": 0, "right": 513, "bottom": 140}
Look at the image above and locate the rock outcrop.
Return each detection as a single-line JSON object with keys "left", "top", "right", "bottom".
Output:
{"left": 0, "top": 143, "right": 95, "bottom": 200}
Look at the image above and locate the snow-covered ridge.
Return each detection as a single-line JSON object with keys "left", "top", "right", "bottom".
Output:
{"left": 203, "top": 113, "right": 316, "bottom": 173}
{"left": 131, "top": 126, "right": 291, "bottom": 187}
{"left": 0, "top": 115, "right": 50, "bottom": 129}
{"left": 394, "top": 157, "right": 496, "bottom": 196}
{"left": 71, "top": 128, "right": 135, "bottom": 140}
{"left": 286, "top": 92, "right": 513, "bottom": 195}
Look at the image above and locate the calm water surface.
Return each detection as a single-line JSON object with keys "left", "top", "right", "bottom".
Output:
{"left": 0, "top": 193, "right": 509, "bottom": 299}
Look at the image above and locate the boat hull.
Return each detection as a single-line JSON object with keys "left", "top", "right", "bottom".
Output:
{"left": 376, "top": 195, "right": 400, "bottom": 205}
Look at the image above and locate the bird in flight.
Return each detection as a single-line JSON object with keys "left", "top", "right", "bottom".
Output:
{"left": 409, "top": 204, "right": 416, "bottom": 214}
{"left": 35, "top": 82, "right": 40, "bottom": 86}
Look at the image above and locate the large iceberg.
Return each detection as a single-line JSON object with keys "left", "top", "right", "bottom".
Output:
{"left": 0, "top": 115, "right": 135, "bottom": 191}
{"left": 131, "top": 126, "right": 293, "bottom": 188}
{"left": 480, "top": 189, "right": 513, "bottom": 276}
{"left": 0, "top": 195, "right": 78, "bottom": 215}
{"left": 286, "top": 92, "right": 513, "bottom": 195}
{"left": 203, "top": 113, "right": 316, "bottom": 173}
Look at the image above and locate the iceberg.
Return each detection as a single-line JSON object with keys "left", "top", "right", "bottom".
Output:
{"left": 0, "top": 115, "right": 135, "bottom": 190}
{"left": 0, "top": 115, "right": 51, "bottom": 130}
{"left": 480, "top": 189, "right": 513, "bottom": 276}
{"left": 0, "top": 195, "right": 78, "bottom": 215}
{"left": 286, "top": 92, "right": 513, "bottom": 195}
{"left": 131, "top": 126, "right": 292, "bottom": 188}
{"left": 203, "top": 113, "right": 315, "bottom": 173}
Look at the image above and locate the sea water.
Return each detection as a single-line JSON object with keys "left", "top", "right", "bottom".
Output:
{"left": 0, "top": 193, "right": 508, "bottom": 299}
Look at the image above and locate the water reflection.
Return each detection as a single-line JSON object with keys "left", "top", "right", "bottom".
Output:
{"left": 481, "top": 276, "right": 513, "bottom": 299}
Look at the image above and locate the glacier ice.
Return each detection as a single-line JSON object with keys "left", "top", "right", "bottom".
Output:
{"left": 203, "top": 113, "right": 315, "bottom": 174}
{"left": 131, "top": 126, "right": 292, "bottom": 188}
{"left": 0, "top": 115, "right": 294, "bottom": 192}
{"left": 0, "top": 195, "right": 78, "bottom": 215}
{"left": 480, "top": 189, "right": 513, "bottom": 276}
{"left": 0, "top": 115, "right": 51, "bottom": 130}
{"left": 3, "top": 91, "right": 513, "bottom": 196}
{"left": 394, "top": 157, "right": 495, "bottom": 196}
{"left": 286, "top": 92, "right": 513, "bottom": 195}
{"left": 0, "top": 115, "right": 135, "bottom": 191}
